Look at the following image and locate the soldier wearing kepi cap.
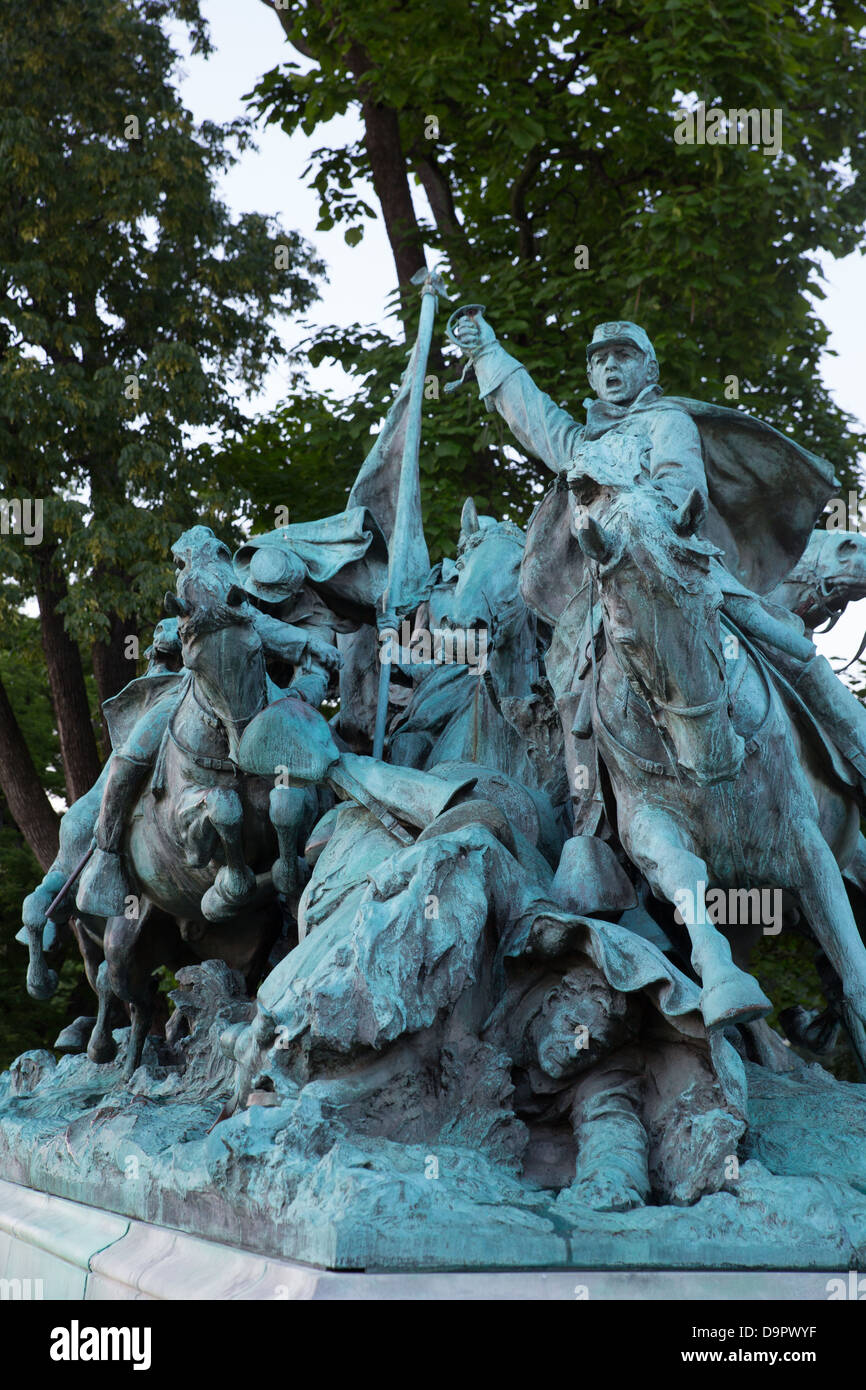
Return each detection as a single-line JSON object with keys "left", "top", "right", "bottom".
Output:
{"left": 452, "top": 307, "right": 705, "bottom": 533}
{"left": 586, "top": 319, "right": 657, "bottom": 364}
{"left": 452, "top": 306, "right": 866, "bottom": 815}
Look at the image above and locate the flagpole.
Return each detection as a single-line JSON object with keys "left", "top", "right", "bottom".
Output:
{"left": 373, "top": 269, "right": 445, "bottom": 761}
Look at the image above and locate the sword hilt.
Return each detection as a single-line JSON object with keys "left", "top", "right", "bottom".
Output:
{"left": 444, "top": 303, "right": 486, "bottom": 393}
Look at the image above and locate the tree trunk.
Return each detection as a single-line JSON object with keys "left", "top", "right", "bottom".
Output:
{"left": 0, "top": 675, "right": 59, "bottom": 869}
{"left": 34, "top": 556, "right": 102, "bottom": 802}
{"left": 262, "top": 2, "right": 427, "bottom": 290}
{"left": 359, "top": 97, "right": 427, "bottom": 287}
{"left": 92, "top": 608, "right": 138, "bottom": 749}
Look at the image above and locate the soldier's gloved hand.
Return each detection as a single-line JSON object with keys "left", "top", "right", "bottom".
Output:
{"left": 453, "top": 310, "right": 497, "bottom": 361}
{"left": 303, "top": 634, "right": 343, "bottom": 672}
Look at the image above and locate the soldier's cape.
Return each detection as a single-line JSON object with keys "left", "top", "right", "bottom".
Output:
{"left": 521, "top": 390, "right": 838, "bottom": 626}
{"left": 102, "top": 672, "right": 186, "bottom": 753}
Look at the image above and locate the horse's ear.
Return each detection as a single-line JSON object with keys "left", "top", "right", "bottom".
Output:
{"left": 164, "top": 592, "right": 187, "bottom": 617}
{"left": 577, "top": 516, "right": 613, "bottom": 566}
{"left": 225, "top": 584, "right": 246, "bottom": 607}
{"left": 673, "top": 487, "right": 707, "bottom": 537}
{"left": 460, "top": 497, "right": 480, "bottom": 539}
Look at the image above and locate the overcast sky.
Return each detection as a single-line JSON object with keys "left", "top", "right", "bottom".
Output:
{"left": 172, "top": 1, "right": 866, "bottom": 670}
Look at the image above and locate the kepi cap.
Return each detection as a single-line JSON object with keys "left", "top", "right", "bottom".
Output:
{"left": 234, "top": 543, "right": 307, "bottom": 604}
{"left": 586, "top": 321, "right": 657, "bottom": 364}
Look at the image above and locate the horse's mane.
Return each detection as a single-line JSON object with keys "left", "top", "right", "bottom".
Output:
{"left": 457, "top": 518, "right": 525, "bottom": 558}
{"left": 183, "top": 603, "right": 252, "bottom": 640}
{"left": 602, "top": 490, "right": 723, "bottom": 603}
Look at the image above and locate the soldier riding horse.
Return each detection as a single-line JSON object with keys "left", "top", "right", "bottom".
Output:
{"left": 453, "top": 310, "right": 866, "bottom": 1038}
{"left": 22, "top": 528, "right": 336, "bottom": 1076}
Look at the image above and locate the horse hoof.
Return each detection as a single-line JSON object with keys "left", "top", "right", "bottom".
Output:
{"left": 701, "top": 974, "right": 771, "bottom": 1030}
{"left": 87, "top": 1035, "right": 118, "bottom": 1064}
{"left": 272, "top": 859, "right": 297, "bottom": 898}
{"left": 26, "top": 968, "right": 58, "bottom": 1001}
{"left": 201, "top": 885, "right": 233, "bottom": 922}
{"left": 55, "top": 1016, "right": 96, "bottom": 1052}
{"left": 201, "top": 876, "right": 254, "bottom": 922}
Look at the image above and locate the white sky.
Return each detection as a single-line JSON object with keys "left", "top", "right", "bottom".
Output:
{"left": 172, "top": 0, "right": 866, "bottom": 672}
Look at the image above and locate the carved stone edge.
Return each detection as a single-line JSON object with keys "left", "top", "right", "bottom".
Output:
{"left": 0, "top": 1178, "right": 857, "bottom": 1301}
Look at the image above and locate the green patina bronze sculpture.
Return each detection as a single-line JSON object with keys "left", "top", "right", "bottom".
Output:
{"left": 7, "top": 289, "right": 866, "bottom": 1274}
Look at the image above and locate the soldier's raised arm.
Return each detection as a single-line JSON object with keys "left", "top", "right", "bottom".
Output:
{"left": 452, "top": 311, "right": 582, "bottom": 475}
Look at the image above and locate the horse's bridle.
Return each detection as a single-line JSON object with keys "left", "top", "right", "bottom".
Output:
{"left": 649, "top": 642, "right": 731, "bottom": 721}
{"left": 783, "top": 572, "right": 866, "bottom": 672}
{"left": 190, "top": 674, "right": 264, "bottom": 732}
{"left": 589, "top": 558, "right": 731, "bottom": 716}
{"left": 167, "top": 676, "right": 266, "bottom": 776}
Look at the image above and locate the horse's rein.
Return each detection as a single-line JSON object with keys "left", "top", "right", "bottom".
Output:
{"left": 588, "top": 566, "right": 682, "bottom": 782}
{"left": 168, "top": 679, "right": 264, "bottom": 776}
{"left": 167, "top": 712, "right": 239, "bottom": 776}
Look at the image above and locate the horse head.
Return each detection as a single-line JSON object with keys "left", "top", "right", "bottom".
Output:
{"left": 166, "top": 527, "right": 267, "bottom": 759}
{"left": 442, "top": 498, "right": 529, "bottom": 657}
{"left": 770, "top": 529, "right": 866, "bottom": 634}
{"left": 578, "top": 487, "right": 745, "bottom": 786}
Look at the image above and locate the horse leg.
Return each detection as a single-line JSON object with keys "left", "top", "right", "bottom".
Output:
{"left": 22, "top": 766, "right": 107, "bottom": 999}
{"left": 740, "top": 1019, "right": 800, "bottom": 1073}
{"left": 627, "top": 813, "right": 771, "bottom": 1030}
{"left": 62, "top": 916, "right": 116, "bottom": 1063}
{"left": 103, "top": 905, "right": 160, "bottom": 1080}
{"left": 22, "top": 878, "right": 62, "bottom": 1000}
{"left": 200, "top": 787, "right": 256, "bottom": 923}
{"left": 269, "top": 786, "right": 304, "bottom": 897}
{"left": 87, "top": 960, "right": 120, "bottom": 1064}
{"left": 792, "top": 821, "right": 866, "bottom": 1042}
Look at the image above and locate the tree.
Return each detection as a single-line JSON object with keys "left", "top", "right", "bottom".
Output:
{"left": 245, "top": 0, "right": 866, "bottom": 557}
{"left": 0, "top": 0, "right": 324, "bottom": 860}
{"left": 0, "top": 622, "right": 85, "bottom": 1069}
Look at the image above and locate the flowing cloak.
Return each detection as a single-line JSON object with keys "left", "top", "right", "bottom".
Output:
{"left": 235, "top": 330, "right": 436, "bottom": 743}
{"left": 233, "top": 506, "right": 389, "bottom": 625}
{"left": 521, "top": 394, "right": 838, "bottom": 626}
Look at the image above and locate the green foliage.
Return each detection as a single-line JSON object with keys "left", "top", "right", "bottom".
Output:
{"left": 0, "top": 0, "right": 324, "bottom": 1063}
{"left": 0, "top": 630, "right": 84, "bottom": 1070}
{"left": 242, "top": 0, "right": 866, "bottom": 549}
{"left": 0, "top": 617, "right": 68, "bottom": 800}
{"left": 0, "top": 0, "right": 324, "bottom": 639}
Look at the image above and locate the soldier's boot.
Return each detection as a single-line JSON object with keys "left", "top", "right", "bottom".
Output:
{"left": 76, "top": 754, "right": 151, "bottom": 918}
{"left": 793, "top": 654, "right": 866, "bottom": 781}
{"left": 569, "top": 1073, "right": 651, "bottom": 1213}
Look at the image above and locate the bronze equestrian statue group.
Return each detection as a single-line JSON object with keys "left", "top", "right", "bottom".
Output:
{"left": 9, "top": 297, "right": 866, "bottom": 1269}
